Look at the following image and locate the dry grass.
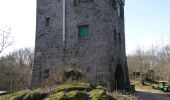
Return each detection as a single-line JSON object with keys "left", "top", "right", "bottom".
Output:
{"left": 110, "top": 92, "right": 138, "bottom": 100}
{"left": 132, "top": 80, "right": 162, "bottom": 93}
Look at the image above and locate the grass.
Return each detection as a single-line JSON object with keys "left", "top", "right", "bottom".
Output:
{"left": 132, "top": 80, "right": 162, "bottom": 93}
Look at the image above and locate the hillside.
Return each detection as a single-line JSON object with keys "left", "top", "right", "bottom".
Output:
{"left": 0, "top": 82, "right": 137, "bottom": 100}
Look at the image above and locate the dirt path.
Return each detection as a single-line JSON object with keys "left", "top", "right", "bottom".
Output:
{"left": 133, "top": 89, "right": 170, "bottom": 100}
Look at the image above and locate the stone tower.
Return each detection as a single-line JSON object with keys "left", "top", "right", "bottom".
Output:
{"left": 31, "top": 0, "right": 129, "bottom": 90}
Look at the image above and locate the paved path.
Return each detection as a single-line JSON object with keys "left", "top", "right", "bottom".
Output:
{"left": 133, "top": 89, "right": 170, "bottom": 100}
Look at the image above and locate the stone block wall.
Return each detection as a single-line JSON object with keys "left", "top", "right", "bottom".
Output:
{"left": 31, "top": 0, "right": 129, "bottom": 90}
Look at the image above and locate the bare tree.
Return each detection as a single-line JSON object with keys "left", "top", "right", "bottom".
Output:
{"left": 0, "top": 48, "right": 33, "bottom": 92}
{"left": 0, "top": 28, "right": 14, "bottom": 54}
{"left": 11, "top": 48, "right": 34, "bottom": 68}
{"left": 128, "top": 42, "right": 170, "bottom": 82}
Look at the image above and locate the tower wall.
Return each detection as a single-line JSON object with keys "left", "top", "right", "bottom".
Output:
{"left": 31, "top": 0, "right": 129, "bottom": 90}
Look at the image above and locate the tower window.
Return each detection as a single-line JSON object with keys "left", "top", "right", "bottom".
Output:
{"left": 117, "top": 4, "right": 124, "bottom": 18}
{"left": 45, "top": 17, "right": 50, "bottom": 27}
{"left": 120, "top": 6, "right": 124, "bottom": 18}
{"left": 78, "top": 0, "right": 94, "bottom": 4}
{"left": 44, "top": 69, "right": 49, "bottom": 78}
{"left": 114, "top": 30, "right": 117, "bottom": 40}
{"left": 117, "top": 4, "right": 121, "bottom": 16}
{"left": 118, "top": 33, "right": 121, "bottom": 42}
{"left": 78, "top": 25, "right": 89, "bottom": 38}
{"left": 74, "top": 0, "right": 77, "bottom": 6}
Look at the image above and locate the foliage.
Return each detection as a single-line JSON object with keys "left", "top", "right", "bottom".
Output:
{"left": 41, "top": 68, "right": 86, "bottom": 87}
{"left": 0, "top": 48, "right": 33, "bottom": 92}
{"left": 63, "top": 69, "right": 83, "bottom": 81}
{"left": 127, "top": 44, "right": 170, "bottom": 82}
{"left": 141, "top": 70, "right": 158, "bottom": 86}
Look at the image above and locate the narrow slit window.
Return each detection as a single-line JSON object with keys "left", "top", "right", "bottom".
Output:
{"left": 118, "top": 33, "right": 121, "bottom": 42}
{"left": 45, "top": 17, "right": 50, "bottom": 27}
{"left": 120, "top": 6, "right": 124, "bottom": 18}
{"left": 117, "top": 4, "right": 121, "bottom": 16}
{"left": 119, "top": 33, "right": 122, "bottom": 41}
{"left": 114, "top": 30, "right": 117, "bottom": 40}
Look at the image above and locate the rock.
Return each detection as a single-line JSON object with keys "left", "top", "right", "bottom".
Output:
{"left": 0, "top": 90, "right": 30, "bottom": 100}
{"left": 0, "top": 82, "right": 121, "bottom": 100}
{"left": 23, "top": 91, "right": 48, "bottom": 100}
{"left": 49, "top": 91, "right": 68, "bottom": 100}
{"left": 91, "top": 89, "right": 115, "bottom": 100}
{"left": 49, "top": 90, "right": 89, "bottom": 100}
{"left": 66, "top": 90, "right": 89, "bottom": 100}
{"left": 55, "top": 82, "right": 92, "bottom": 92}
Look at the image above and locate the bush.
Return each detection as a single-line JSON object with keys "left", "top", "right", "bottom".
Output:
{"left": 63, "top": 69, "right": 83, "bottom": 81}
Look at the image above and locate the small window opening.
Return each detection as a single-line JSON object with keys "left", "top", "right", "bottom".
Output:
{"left": 117, "top": 4, "right": 121, "bottom": 16}
{"left": 117, "top": 3, "right": 124, "bottom": 18}
{"left": 44, "top": 69, "right": 49, "bottom": 78}
{"left": 78, "top": 0, "right": 94, "bottom": 4}
{"left": 78, "top": 0, "right": 83, "bottom": 3}
{"left": 78, "top": 25, "right": 90, "bottom": 38}
{"left": 118, "top": 33, "right": 121, "bottom": 42}
{"left": 45, "top": 18, "right": 50, "bottom": 27}
{"left": 114, "top": 30, "right": 117, "bottom": 40}
{"left": 120, "top": 6, "right": 124, "bottom": 18}
{"left": 74, "top": 0, "right": 77, "bottom": 6}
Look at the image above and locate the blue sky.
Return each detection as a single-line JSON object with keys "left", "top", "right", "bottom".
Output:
{"left": 125, "top": 0, "right": 170, "bottom": 54}
{"left": 0, "top": 0, "right": 170, "bottom": 55}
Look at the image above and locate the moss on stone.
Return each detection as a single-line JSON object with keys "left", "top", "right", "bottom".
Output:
{"left": 49, "top": 90, "right": 89, "bottom": 100}
{"left": 91, "top": 89, "right": 115, "bottom": 100}
{"left": 0, "top": 82, "right": 117, "bottom": 100}
{"left": 49, "top": 91, "right": 68, "bottom": 100}
{"left": 91, "top": 89, "right": 105, "bottom": 100}
{"left": 9, "top": 92, "right": 27, "bottom": 100}
{"left": 0, "top": 90, "right": 30, "bottom": 100}
{"left": 56, "top": 82, "right": 92, "bottom": 92}
{"left": 100, "top": 95, "right": 116, "bottom": 100}
{"left": 66, "top": 90, "right": 89, "bottom": 100}
{"left": 22, "top": 91, "right": 47, "bottom": 100}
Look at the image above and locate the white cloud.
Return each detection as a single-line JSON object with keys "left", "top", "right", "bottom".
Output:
{"left": 0, "top": 0, "right": 36, "bottom": 54}
{"left": 126, "top": 35, "right": 170, "bottom": 54}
